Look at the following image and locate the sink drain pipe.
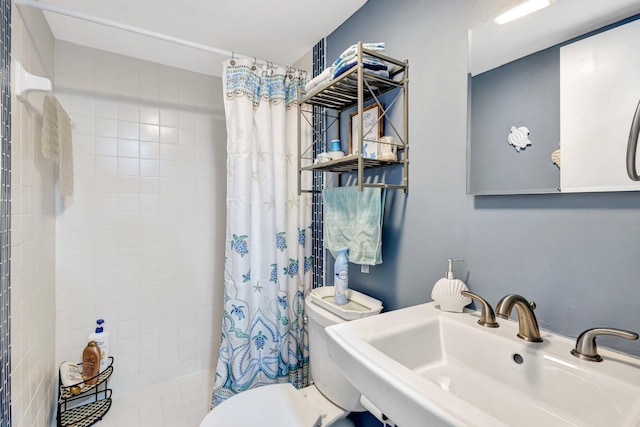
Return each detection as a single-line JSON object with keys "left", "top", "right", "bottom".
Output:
{"left": 360, "top": 395, "right": 396, "bottom": 426}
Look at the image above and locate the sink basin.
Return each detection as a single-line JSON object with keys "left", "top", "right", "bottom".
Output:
{"left": 326, "top": 302, "right": 640, "bottom": 427}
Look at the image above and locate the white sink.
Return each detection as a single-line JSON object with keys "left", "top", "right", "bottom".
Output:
{"left": 326, "top": 302, "right": 640, "bottom": 427}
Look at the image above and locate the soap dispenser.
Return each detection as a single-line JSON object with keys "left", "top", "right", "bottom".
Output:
{"left": 431, "top": 258, "right": 471, "bottom": 312}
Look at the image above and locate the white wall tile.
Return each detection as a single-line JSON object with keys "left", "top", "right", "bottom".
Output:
{"left": 179, "top": 111, "right": 197, "bottom": 130}
{"left": 139, "top": 178, "right": 160, "bottom": 194}
{"left": 140, "top": 106, "right": 160, "bottom": 125}
{"left": 179, "top": 128, "right": 197, "bottom": 146}
{"left": 118, "top": 121, "right": 140, "bottom": 140}
{"left": 53, "top": 41, "right": 225, "bottom": 400}
{"left": 118, "top": 176, "right": 140, "bottom": 194}
{"left": 95, "top": 136, "right": 118, "bottom": 157}
{"left": 73, "top": 134, "right": 94, "bottom": 155}
{"left": 56, "top": 329, "right": 90, "bottom": 353}
{"left": 160, "top": 143, "right": 179, "bottom": 161}
{"left": 69, "top": 94, "right": 94, "bottom": 116}
{"left": 118, "top": 158, "right": 139, "bottom": 176}
{"left": 160, "top": 126, "right": 179, "bottom": 144}
{"left": 160, "top": 160, "right": 179, "bottom": 178}
{"left": 95, "top": 117, "right": 118, "bottom": 138}
{"left": 95, "top": 174, "right": 119, "bottom": 193}
{"left": 140, "top": 141, "right": 159, "bottom": 159}
{"left": 118, "top": 101, "right": 140, "bottom": 122}
{"left": 95, "top": 99, "right": 118, "bottom": 119}
{"left": 160, "top": 108, "right": 180, "bottom": 127}
{"left": 140, "top": 159, "right": 159, "bottom": 177}
{"left": 141, "top": 124, "right": 160, "bottom": 142}
{"left": 94, "top": 77, "right": 118, "bottom": 95}
{"left": 71, "top": 114, "right": 94, "bottom": 135}
{"left": 118, "top": 194, "right": 140, "bottom": 212}
{"left": 118, "top": 139, "right": 140, "bottom": 158}
{"left": 160, "top": 177, "right": 179, "bottom": 195}
{"left": 118, "top": 301, "right": 140, "bottom": 322}
{"left": 95, "top": 155, "right": 118, "bottom": 175}
{"left": 179, "top": 145, "right": 196, "bottom": 163}
{"left": 140, "top": 194, "right": 160, "bottom": 212}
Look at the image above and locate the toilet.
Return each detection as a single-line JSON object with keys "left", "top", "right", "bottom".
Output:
{"left": 200, "top": 287, "right": 383, "bottom": 427}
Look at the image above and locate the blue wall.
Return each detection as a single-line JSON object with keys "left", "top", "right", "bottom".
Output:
{"left": 469, "top": 45, "right": 560, "bottom": 194}
{"left": 327, "top": 0, "right": 640, "bottom": 361}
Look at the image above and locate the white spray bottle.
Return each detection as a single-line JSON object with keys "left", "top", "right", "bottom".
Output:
{"left": 334, "top": 247, "right": 349, "bottom": 306}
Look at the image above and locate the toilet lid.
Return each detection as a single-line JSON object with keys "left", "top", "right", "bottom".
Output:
{"left": 201, "top": 383, "right": 322, "bottom": 427}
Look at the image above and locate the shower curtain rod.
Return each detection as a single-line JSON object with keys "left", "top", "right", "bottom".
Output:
{"left": 16, "top": 0, "right": 292, "bottom": 70}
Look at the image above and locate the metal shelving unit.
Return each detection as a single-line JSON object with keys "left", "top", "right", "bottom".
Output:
{"left": 297, "top": 42, "right": 409, "bottom": 193}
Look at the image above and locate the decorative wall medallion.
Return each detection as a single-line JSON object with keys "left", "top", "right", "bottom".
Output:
{"left": 507, "top": 126, "right": 532, "bottom": 152}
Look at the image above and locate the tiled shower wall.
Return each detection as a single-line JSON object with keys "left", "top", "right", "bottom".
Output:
{"left": 11, "top": 5, "right": 57, "bottom": 427}
{"left": 53, "top": 41, "right": 226, "bottom": 393}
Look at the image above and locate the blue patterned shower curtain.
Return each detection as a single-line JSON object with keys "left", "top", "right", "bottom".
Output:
{"left": 211, "top": 59, "right": 312, "bottom": 407}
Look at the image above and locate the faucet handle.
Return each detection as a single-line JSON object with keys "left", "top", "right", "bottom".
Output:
{"left": 571, "top": 327, "right": 639, "bottom": 362}
{"left": 460, "top": 291, "right": 499, "bottom": 328}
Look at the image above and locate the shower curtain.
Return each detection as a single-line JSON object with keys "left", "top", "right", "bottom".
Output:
{"left": 211, "top": 59, "right": 312, "bottom": 407}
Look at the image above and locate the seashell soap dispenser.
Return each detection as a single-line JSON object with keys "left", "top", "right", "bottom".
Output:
{"left": 431, "top": 258, "right": 472, "bottom": 312}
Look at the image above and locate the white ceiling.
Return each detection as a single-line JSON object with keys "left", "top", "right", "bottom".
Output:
{"left": 36, "top": 0, "right": 368, "bottom": 77}
{"left": 469, "top": 0, "right": 640, "bottom": 76}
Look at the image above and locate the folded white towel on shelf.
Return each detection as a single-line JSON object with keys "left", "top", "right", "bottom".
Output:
{"left": 333, "top": 53, "right": 387, "bottom": 70}
{"left": 42, "top": 95, "right": 74, "bottom": 196}
{"left": 304, "top": 66, "right": 334, "bottom": 92}
{"left": 332, "top": 58, "right": 388, "bottom": 79}
{"left": 364, "top": 69, "right": 390, "bottom": 78}
{"left": 332, "top": 42, "right": 386, "bottom": 67}
{"left": 331, "top": 43, "right": 388, "bottom": 80}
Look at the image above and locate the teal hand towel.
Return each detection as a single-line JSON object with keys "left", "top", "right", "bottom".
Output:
{"left": 323, "top": 187, "right": 385, "bottom": 265}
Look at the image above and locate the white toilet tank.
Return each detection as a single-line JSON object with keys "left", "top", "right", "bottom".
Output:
{"left": 305, "top": 287, "right": 383, "bottom": 412}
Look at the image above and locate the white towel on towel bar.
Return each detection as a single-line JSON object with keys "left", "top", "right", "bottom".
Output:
{"left": 42, "top": 95, "right": 74, "bottom": 196}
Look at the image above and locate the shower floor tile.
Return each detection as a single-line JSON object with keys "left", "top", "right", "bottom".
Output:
{"left": 85, "top": 369, "right": 213, "bottom": 427}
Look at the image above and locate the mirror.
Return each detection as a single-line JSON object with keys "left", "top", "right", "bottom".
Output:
{"left": 467, "top": 0, "right": 640, "bottom": 195}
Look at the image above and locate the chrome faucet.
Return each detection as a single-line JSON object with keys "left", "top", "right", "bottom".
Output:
{"left": 495, "top": 294, "right": 543, "bottom": 342}
{"left": 571, "top": 327, "right": 639, "bottom": 362}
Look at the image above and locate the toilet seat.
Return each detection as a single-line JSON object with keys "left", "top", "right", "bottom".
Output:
{"left": 200, "top": 383, "right": 323, "bottom": 427}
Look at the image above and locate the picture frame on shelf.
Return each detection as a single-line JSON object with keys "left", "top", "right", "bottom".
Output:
{"left": 349, "top": 103, "right": 384, "bottom": 157}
